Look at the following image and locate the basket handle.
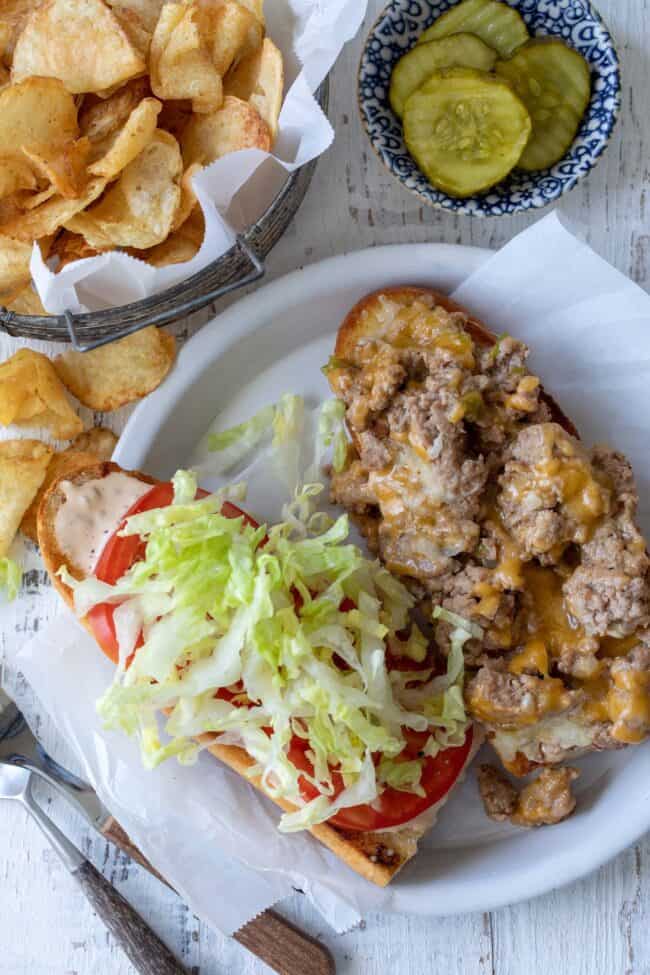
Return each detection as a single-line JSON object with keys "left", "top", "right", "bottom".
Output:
{"left": 0, "top": 235, "right": 264, "bottom": 353}
{"left": 64, "top": 234, "right": 264, "bottom": 351}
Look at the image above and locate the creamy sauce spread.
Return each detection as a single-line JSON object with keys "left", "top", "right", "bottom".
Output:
{"left": 55, "top": 473, "right": 151, "bottom": 575}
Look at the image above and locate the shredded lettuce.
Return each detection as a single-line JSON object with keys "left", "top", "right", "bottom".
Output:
{"left": 207, "top": 404, "right": 276, "bottom": 472}
{"left": 61, "top": 451, "right": 475, "bottom": 831}
{"left": 0, "top": 557, "right": 21, "bottom": 602}
{"left": 316, "top": 399, "right": 347, "bottom": 473}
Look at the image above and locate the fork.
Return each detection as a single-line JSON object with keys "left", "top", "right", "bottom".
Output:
{"left": 0, "top": 692, "right": 187, "bottom": 975}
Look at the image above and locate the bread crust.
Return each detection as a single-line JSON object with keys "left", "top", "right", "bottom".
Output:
{"left": 38, "top": 458, "right": 480, "bottom": 886}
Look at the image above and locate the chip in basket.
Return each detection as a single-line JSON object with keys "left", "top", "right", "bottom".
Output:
{"left": 11, "top": 0, "right": 146, "bottom": 93}
{"left": 65, "top": 130, "right": 182, "bottom": 249}
{"left": 53, "top": 325, "right": 176, "bottom": 410}
{"left": 0, "top": 0, "right": 284, "bottom": 312}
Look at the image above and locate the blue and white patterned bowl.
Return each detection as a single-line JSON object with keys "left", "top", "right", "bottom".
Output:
{"left": 358, "top": 0, "right": 621, "bottom": 216}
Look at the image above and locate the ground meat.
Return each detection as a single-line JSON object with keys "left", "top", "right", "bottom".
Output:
{"left": 556, "top": 643, "right": 602, "bottom": 680}
{"left": 435, "top": 565, "right": 517, "bottom": 662}
{"left": 339, "top": 342, "right": 406, "bottom": 430}
{"left": 466, "top": 666, "right": 578, "bottom": 728}
{"left": 329, "top": 459, "right": 375, "bottom": 512}
{"left": 477, "top": 764, "right": 518, "bottom": 821}
{"left": 563, "top": 449, "right": 649, "bottom": 637}
{"left": 357, "top": 430, "right": 391, "bottom": 470}
{"left": 377, "top": 526, "right": 456, "bottom": 590}
{"left": 608, "top": 645, "right": 650, "bottom": 743}
{"left": 497, "top": 423, "right": 611, "bottom": 563}
{"left": 510, "top": 767, "right": 579, "bottom": 827}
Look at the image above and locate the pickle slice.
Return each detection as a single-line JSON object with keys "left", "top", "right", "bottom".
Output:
{"left": 390, "top": 33, "right": 497, "bottom": 118}
{"left": 419, "top": 0, "right": 529, "bottom": 60}
{"left": 403, "top": 67, "right": 531, "bottom": 198}
{"left": 495, "top": 39, "right": 590, "bottom": 170}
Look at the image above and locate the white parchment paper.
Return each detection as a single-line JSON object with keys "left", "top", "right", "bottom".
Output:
{"left": 29, "top": 0, "right": 368, "bottom": 315}
{"left": 13, "top": 212, "right": 650, "bottom": 933}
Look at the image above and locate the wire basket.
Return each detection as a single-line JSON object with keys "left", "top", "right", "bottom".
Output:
{"left": 0, "top": 81, "right": 329, "bottom": 352}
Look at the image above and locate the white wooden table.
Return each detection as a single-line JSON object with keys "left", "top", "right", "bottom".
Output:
{"left": 1, "top": 1, "right": 649, "bottom": 971}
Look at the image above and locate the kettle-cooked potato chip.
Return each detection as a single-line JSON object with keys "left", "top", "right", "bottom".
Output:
{"left": 0, "top": 78, "right": 78, "bottom": 157}
{"left": 2, "top": 283, "right": 47, "bottom": 315}
{"left": 181, "top": 94, "right": 270, "bottom": 166}
{"left": 139, "top": 202, "right": 204, "bottom": 265}
{"left": 0, "top": 0, "right": 41, "bottom": 66}
{"left": 150, "top": 3, "right": 223, "bottom": 114}
{"left": 201, "top": 0, "right": 260, "bottom": 75}
{"left": 70, "top": 425, "right": 118, "bottom": 459}
{"left": 0, "top": 155, "right": 37, "bottom": 199}
{"left": 88, "top": 97, "right": 162, "bottom": 179}
{"left": 224, "top": 36, "right": 283, "bottom": 138}
{"left": 171, "top": 162, "right": 201, "bottom": 232}
{"left": 0, "top": 439, "right": 53, "bottom": 557}
{"left": 12, "top": 0, "right": 147, "bottom": 94}
{"left": 107, "top": 0, "right": 165, "bottom": 33}
{"left": 65, "top": 130, "right": 181, "bottom": 249}
{"left": 0, "top": 348, "right": 83, "bottom": 438}
{"left": 80, "top": 78, "right": 151, "bottom": 145}
{"left": 0, "top": 177, "right": 107, "bottom": 241}
{"left": 51, "top": 231, "right": 103, "bottom": 270}
{"left": 23, "top": 138, "right": 92, "bottom": 200}
{"left": 110, "top": 4, "right": 152, "bottom": 57}
{"left": 54, "top": 325, "right": 176, "bottom": 410}
{"left": 0, "top": 234, "right": 32, "bottom": 295}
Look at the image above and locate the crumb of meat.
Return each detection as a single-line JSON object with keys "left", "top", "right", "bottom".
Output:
{"left": 510, "top": 767, "right": 579, "bottom": 827}
{"left": 563, "top": 447, "right": 650, "bottom": 637}
{"left": 555, "top": 641, "right": 602, "bottom": 680}
{"left": 466, "top": 666, "right": 579, "bottom": 728}
{"left": 607, "top": 645, "right": 650, "bottom": 743}
{"left": 339, "top": 341, "right": 406, "bottom": 430}
{"left": 330, "top": 458, "right": 375, "bottom": 512}
{"left": 435, "top": 565, "right": 517, "bottom": 661}
{"left": 477, "top": 763, "right": 518, "bottom": 821}
{"left": 357, "top": 430, "right": 392, "bottom": 470}
{"left": 497, "top": 423, "right": 611, "bottom": 563}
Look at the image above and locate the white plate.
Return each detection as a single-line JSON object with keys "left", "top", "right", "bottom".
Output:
{"left": 116, "top": 243, "right": 650, "bottom": 917}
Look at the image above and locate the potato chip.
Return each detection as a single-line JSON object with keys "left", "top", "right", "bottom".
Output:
{"left": 139, "top": 203, "right": 204, "bottom": 265}
{"left": 0, "top": 178, "right": 107, "bottom": 241}
{"left": 88, "top": 97, "right": 162, "bottom": 179}
{"left": 70, "top": 425, "right": 118, "bottom": 459}
{"left": 53, "top": 325, "right": 176, "bottom": 410}
{"left": 80, "top": 78, "right": 151, "bottom": 145}
{"left": 0, "top": 439, "right": 53, "bottom": 557}
{"left": 12, "top": 0, "right": 147, "bottom": 94}
{"left": 65, "top": 130, "right": 181, "bottom": 249}
{"left": 157, "top": 98, "right": 193, "bottom": 141}
{"left": 107, "top": 0, "right": 165, "bottom": 33}
{"left": 171, "top": 162, "right": 201, "bottom": 232}
{"left": 0, "top": 78, "right": 78, "bottom": 157}
{"left": 224, "top": 37, "right": 283, "bottom": 138}
{"left": 23, "top": 138, "right": 92, "bottom": 200}
{"left": 110, "top": 4, "right": 151, "bottom": 57}
{"left": 200, "top": 0, "right": 259, "bottom": 76}
{"left": 0, "top": 349, "right": 83, "bottom": 437}
{"left": 0, "top": 235, "right": 32, "bottom": 294}
{"left": 181, "top": 95, "right": 270, "bottom": 166}
{"left": 51, "top": 231, "right": 103, "bottom": 270}
{"left": 2, "top": 283, "right": 47, "bottom": 315}
{"left": 150, "top": 3, "right": 223, "bottom": 114}
{"left": 20, "top": 447, "right": 100, "bottom": 542}
{"left": 0, "top": 0, "right": 41, "bottom": 65}
{"left": 0, "top": 155, "right": 37, "bottom": 200}
{"left": 18, "top": 185, "right": 58, "bottom": 210}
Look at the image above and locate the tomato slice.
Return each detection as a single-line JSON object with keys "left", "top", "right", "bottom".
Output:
{"left": 288, "top": 725, "right": 473, "bottom": 832}
{"left": 87, "top": 482, "right": 257, "bottom": 663}
{"left": 86, "top": 479, "right": 472, "bottom": 832}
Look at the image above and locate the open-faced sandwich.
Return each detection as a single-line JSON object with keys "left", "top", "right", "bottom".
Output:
{"left": 38, "top": 458, "right": 482, "bottom": 886}
{"left": 326, "top": 286, "right": 650, "bottom": 826}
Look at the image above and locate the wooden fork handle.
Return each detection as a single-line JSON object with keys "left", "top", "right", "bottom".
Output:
{"left": 102, "top": 817, "right": 336, "bottom": 975}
